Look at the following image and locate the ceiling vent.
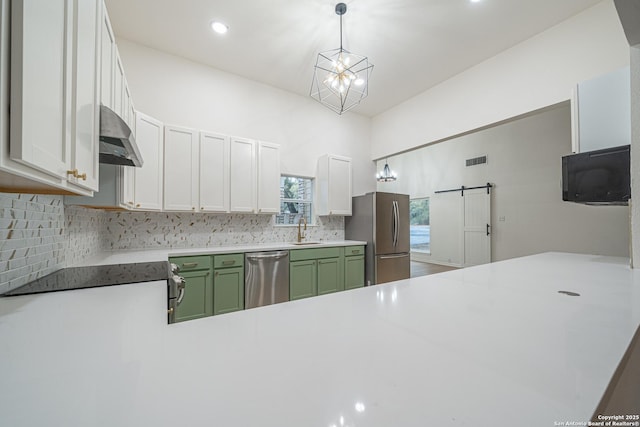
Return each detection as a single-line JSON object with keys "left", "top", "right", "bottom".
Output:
{"left": 466, "top": 156, "right": 487, "bottom": 167}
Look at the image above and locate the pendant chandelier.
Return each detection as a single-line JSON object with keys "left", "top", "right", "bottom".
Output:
{"left": 310, "top": 3, "right": 374, "bottom": 115}
{"left": 376, "top": 159, "right": 397, "bottom": 182}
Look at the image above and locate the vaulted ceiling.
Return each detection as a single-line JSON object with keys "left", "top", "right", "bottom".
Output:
{"left": 105, "top": 0, "right": 603, "bottom": 117}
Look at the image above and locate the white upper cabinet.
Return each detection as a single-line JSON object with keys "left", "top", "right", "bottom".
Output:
{"left": 134, "top": 112, "right": 163, "bottom": 210}
{"left": 120, "top": 164, "right": 135, "bottom": 208}
{"left": 123, "top": 80, "right": 133, "bottom": 128}
{"left": 229, "top": 138, "right": 280, "bottom": 214}
{"left": 229, "top": 137, "right": 256, "bottom": 213}
{"left": 3, "top": 0, "right": 100, "bottom": 195}
{"left": 316, "top": 154, "right": 352, "bottom": 216}
{"left": 99, "top": 0, "right": 114, "bottom": 110}
{"left": 68, "top": 0, "right": 100, "bottom": 192}
{"left": 120, "top": 108, "right": 135, "bottom": 208}
{"left": 113, "top": 48, "right": 125, "bottom": 117}
{"left": 10, "top": 0, "right": 72, "bottom": 181}
{"left": 0, "top": 0, "right": 9, "bottom": 184}
{"left": 256, "top": 141, "right": 280, "bottom": 214}
{"left": 574, "top": 66, "right": 631, "bottom": 153}
{"left": 199, "top": 132, "right": 229, "bottom": 213}
{"left": 164, "top": 125, "right": 198, "bottom": 211}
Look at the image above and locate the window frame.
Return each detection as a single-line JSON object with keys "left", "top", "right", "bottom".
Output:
{"left": 409, "top": 197, "right": 430, "bottom": 254}
{"left": 274, "top": 174, "right": 316, "bottom": 227}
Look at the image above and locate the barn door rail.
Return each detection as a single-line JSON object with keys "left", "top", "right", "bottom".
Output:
{"left": 434, "top": 183, "right": 493, "bottom": 196}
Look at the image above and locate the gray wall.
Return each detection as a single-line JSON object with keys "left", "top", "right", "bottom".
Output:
{"left": 376, "top": 103, "right": 630, "bottom": 264}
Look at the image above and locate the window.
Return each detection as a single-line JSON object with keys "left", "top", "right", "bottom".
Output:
{"left": 410, "top": 198, "right": 430, "bottom": 253}
{"left": 275, "top": 175, "right": 314, "bottom": 225}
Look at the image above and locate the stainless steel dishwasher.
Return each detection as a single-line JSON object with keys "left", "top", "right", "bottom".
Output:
{"left": 245, "top": 251, "right": 289, "bottom": 309}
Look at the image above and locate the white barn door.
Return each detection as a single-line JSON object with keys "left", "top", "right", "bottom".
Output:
{"left": 463, "top": 188, "right": 491, "bottom": 267}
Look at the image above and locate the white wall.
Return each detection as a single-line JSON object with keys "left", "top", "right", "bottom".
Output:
{"left": 116, "top": 39, "right": 376, "bottom": 196}
{"left": 371, "top": 0, "right": 629, "bottom": 160}
{"left": 614, "top": 0, "right": 640, "bottom": 267}
{"left": 631, "top": 46, "right": 640, "bottom": 267}
{"left": 376, "top": 104, "right": 630, "bottom": 264}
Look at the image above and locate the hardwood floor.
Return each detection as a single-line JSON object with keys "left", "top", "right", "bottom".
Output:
{"left": 410, "top": 261, "right": 459, "bottom": 278}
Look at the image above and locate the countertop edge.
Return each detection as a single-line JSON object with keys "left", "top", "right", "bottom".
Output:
{"left": 74, "top": 241, "right": 368, "bottom": 267}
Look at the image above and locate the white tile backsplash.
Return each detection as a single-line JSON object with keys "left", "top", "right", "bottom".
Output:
{"left": 1, "top": 192, "right": 346, "bottom": 291}
{"left": 0, "top": 193, "right": 66, "bottom": 293}
{"left": 103, "top": 211, "right": 344, "bottom": 250}
{"left": 65, "top": 206, "right": 106, "bottom": 263}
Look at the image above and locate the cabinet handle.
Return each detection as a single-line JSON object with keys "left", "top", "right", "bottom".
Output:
{"left": 136, "top": 204, "right": 141, "bottom": 208}
{"left": 66, "top": 169, "right": 86, "bottom": 180}
{"left": 222, "top": 260, "right": 235, "bottom": 266}
{"left": 167, "top": 307, "right": 174, "bottom": 314}
{"left": 201, "top": 207, "right": 204, "bottom": 210}
{"left": 182, "top": 262, "right": 198, "bottom": 268}
{"left": 128, "top": 201, "right": 134, "bottom": 205}
{"left": 192, "top": 207, "right": 195, "bottom": 210}
{"left": 352, "top": 250, "right": 360, "bottom": 254}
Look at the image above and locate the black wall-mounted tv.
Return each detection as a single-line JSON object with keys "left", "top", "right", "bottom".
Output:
{"left": 562, "top": 145, "right": 630, "bottom": 205}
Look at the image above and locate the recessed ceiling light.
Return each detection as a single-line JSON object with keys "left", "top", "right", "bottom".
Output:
{"left": 210, "top": 21, "right": 229, "bottom": 34}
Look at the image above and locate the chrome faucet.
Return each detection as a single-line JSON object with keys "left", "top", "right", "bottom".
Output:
{"left": 297, "top": 216, "right": 307, "bottom": 243}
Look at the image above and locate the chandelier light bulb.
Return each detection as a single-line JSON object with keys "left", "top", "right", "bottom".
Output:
{"left": 210, "top": 21, "right": 229, "bottom": 34}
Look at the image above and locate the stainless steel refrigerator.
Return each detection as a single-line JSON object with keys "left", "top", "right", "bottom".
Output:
{"left": 345, "top": 192, "right": 410, "bottom": 285}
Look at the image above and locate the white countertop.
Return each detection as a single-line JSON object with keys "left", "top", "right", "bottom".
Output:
{"left": 74, "top": 240, "right": 367, "bottom": 266}
{"left": 0, "top": 252, "right": 638, "bottom": 426}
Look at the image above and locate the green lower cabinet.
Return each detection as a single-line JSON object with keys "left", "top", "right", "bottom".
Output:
{"left": 175, "top": 269, "right": 213, "bottom": 322}
{"left": 290, "top": 259, "right": 317, "bottom": 301}
{"left": 213, "top": 266, "right": 244, "bottom": 315}
{"left": 317, "top": 257, "right": 344, "bottom": 295}
{"left": 344, "top": 254, "right": 365, "bottom": 290}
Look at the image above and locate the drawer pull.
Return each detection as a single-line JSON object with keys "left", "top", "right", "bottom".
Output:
{"left": 182, "top": 262, "right": 198, "bottom": 268}
{"left": 351, "top": 250, "right": 360, "bottom": 254}
{"left": 222, "top": 260, "right": 235, "bottom": 266}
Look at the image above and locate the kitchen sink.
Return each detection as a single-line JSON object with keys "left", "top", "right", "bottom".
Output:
{"left": 290, "top": 241, "right": 321, "bottom": 245}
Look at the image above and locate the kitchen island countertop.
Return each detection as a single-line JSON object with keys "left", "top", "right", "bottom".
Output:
{"left": 0, "top": 252, "right": 637, "bottom": 426}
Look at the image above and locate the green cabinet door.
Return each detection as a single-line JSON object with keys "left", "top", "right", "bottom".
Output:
{"left": 175, "top": 269, "right": 213, "bottom": 322}
{"left": 344, "top": 255, "right": 365, "bottom": 290}
{"left": 317, "top": 257, "right": 344, "bottom": 295}
{"left": 290, "top": 260, "right": 317, "bottom": 301}
{"left": 213, "top": 266, "right": 244, "bottom": 315}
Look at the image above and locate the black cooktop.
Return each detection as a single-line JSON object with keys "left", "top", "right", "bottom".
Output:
{"left": 2, "top": 261, "right": 171, "bottom": 297}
